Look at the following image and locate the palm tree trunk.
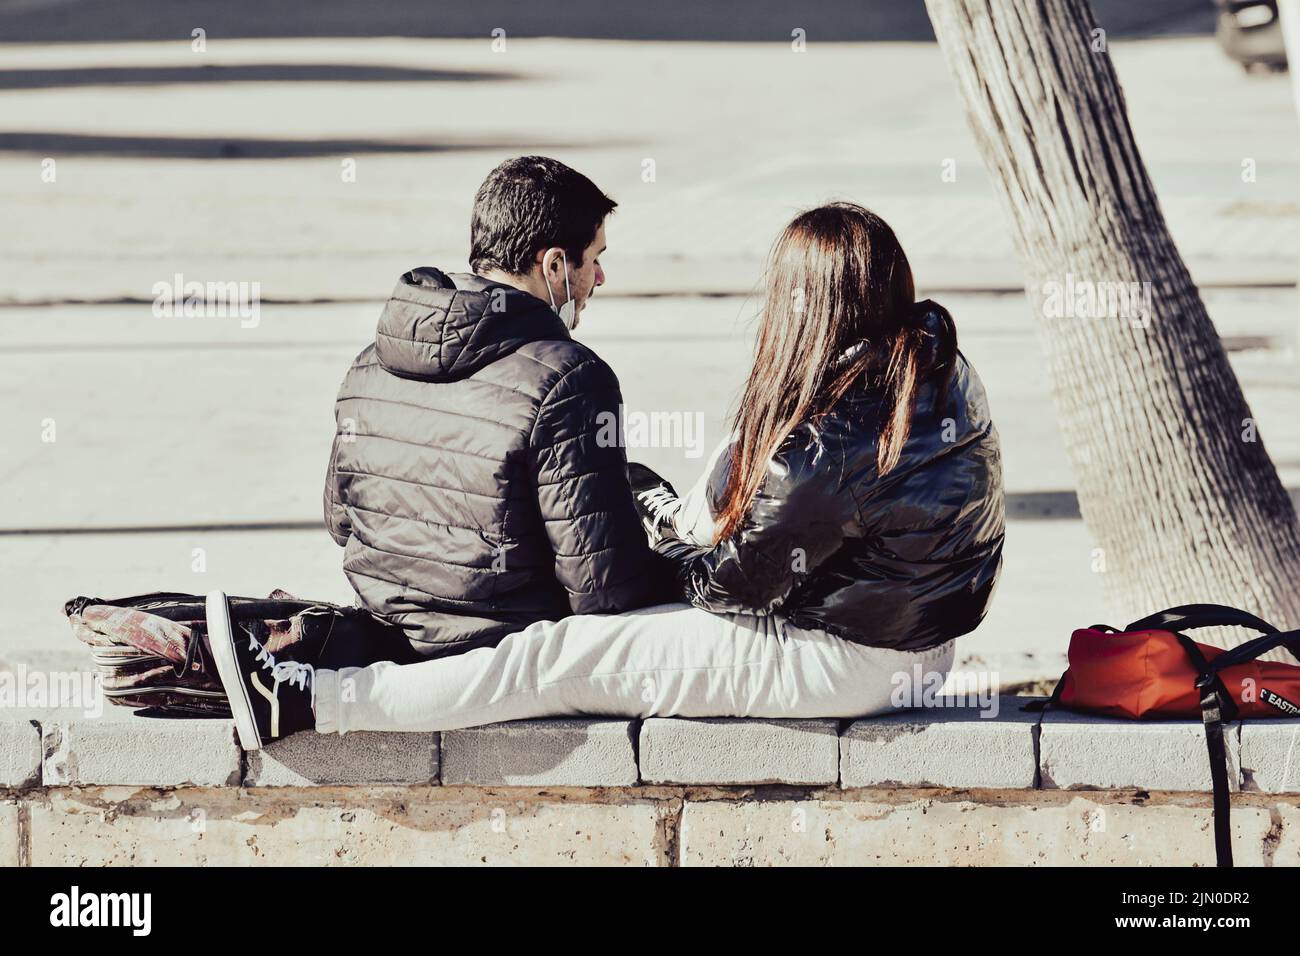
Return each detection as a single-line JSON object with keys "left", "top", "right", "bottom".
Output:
{"left": 924, "top": 0, "right": 1300, "bottom": 649}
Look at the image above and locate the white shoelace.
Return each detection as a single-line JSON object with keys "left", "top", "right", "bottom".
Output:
{"left": 248, "top": 633, "right": 277, "bottom": 671}
{"left": 637, "top": 485, "right": 680, "bottom": 529}
{"left": 243, "top": 628, "right": 315, "bottom": 706}
{"left": 271, "top": 660, "right": 316, "bottom": 707}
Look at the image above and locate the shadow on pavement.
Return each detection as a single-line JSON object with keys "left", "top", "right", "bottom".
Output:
{"left": 0, "top": 131, "right": 635, "bottom": 159}
{"left": 0, "top": 0, "right": 1214, "bottom": 44}
{"left": 0, "top": 64, "right": 521, "bottom": 89}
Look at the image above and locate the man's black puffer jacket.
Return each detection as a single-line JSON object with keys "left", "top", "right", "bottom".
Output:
{"left": 654, "top": 325, "right": 1005, "bottom": 652}
{"left": 325, "top": 268, "right": 670, "bottom": 659}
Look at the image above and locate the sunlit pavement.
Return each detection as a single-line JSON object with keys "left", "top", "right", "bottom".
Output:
{"left": 2, "top": 21, "right": 1297, "bottom": 685}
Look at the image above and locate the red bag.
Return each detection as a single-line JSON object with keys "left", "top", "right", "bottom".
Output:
{"left": 1029, "top": 605, "right": 1300, "bottom": 867}
{"left": 1058, "top": 609, "right": 1300, "bottom": 720}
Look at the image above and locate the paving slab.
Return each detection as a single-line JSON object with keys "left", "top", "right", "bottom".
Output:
{"left": 244, "top": 731, "right": 439, "bottom": 787}
{"left": 840, "top": 696, "right": 1038, "bottom": 790}
{"left": 441, "top": 718, "right": 638, "bottom": 786}
{"left": 639, "top": 718, "right": 839, "bottom": 785}
{"left": 1239, "top": 720, "right": 1300, "bottom": 793}
{"left": 39, "top": 708, "right": 241, "bottom": 788}
{"left": 1039, "top": 710, "right": 1238, "bottom": 792}
{"left": 0, "top": 719, "right": 42, "bottom": 789}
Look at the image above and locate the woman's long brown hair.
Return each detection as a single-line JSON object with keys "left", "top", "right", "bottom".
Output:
{"left": 713, "top": 202, "right": 956, "bottom": 543}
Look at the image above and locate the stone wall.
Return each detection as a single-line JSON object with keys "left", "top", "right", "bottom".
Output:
{"left": 3, "top": 697, "right": 1298, "bottom": 866}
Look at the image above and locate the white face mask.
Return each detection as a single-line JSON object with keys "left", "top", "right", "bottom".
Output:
{"left": 545, "top": 250, "right": 579, "bottom": 330}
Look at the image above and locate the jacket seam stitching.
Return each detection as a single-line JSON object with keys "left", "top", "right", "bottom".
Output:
{"left": 343, "top": 366, "right": 549, "bottom": 405}
{"left": 347, "top": 535, "right": 505, "bottom": 574}
{"left": 527, "top": 358, "right": 608, "bottom": 447}
{"left": 342, "top": 568, "right": 495, "bottom": 606}
{"left": 335, "top": 393, "right": 521, "bottom": 433}
{"left": 332, "top": 470, "right": 513, "bottom": 501}
{"left": 332, "top": 431, "right": 506, "bottom": 462}
{"left": 343, "top": 501, "right": 505, "bottom": 539}
{"left": 535, "top": 461, "right": 627, "bottom": 489}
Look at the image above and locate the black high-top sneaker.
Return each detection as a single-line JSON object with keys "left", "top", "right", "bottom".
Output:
{"left": 205, "top": 590, "right": 316, "bottom": 751}
{"left": 627, "top": 462, "right": 681, "bottom": 540}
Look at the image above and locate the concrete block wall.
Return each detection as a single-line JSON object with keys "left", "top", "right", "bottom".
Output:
{"left": 3, "top": 697, "right": 1299, "bottom": 866}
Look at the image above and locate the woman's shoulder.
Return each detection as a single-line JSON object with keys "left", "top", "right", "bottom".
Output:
{"left": 701, "top": 421, "right": 848, "bottom": 518}
{"left": 702, "top": 349, "right": 998, "bottom": 511}
{"left": 823, "top": 351, "right": 994, "bottom": 464}
{"left": 939, "top": 349, "right": 995, "bottom": 426}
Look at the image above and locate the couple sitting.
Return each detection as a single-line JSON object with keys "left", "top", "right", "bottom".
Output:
{"left": 207, "top": 156, "right": 1006, "bottom": 750}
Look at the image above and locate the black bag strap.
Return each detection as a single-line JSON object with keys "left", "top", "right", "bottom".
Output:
{"left": 1201, "top": 626, "right": 1300, "bottom": 673}
{"left": 64, "top": 591, "right": 201, "bottom": 617}
{"left": 1125, "top": 604, "right": 1278, "bottom": 636}
{"left": 228, "top": 597, "right": 338, "bottom": 620}
{"left": 1189, "top": 625, "right": 1300, "bottom": 867}
{"left": 1172, "top": 632, "right": 1251, "bottom": 868}
{"left": 1173, "top": 634, "right": 1238, "bottom": 720}
{"left": 1196, "top": 682, "right": 1235, "bottom": 868}
{"left": 1021, "top": 670, "right": 1067, "bottom": 713}
{"left": 66, "top": 592, "right": 343, "bottom": 622}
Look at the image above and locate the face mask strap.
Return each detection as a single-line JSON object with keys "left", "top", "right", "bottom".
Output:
{"left": 546, "top": 250, "right": 578, "bottom": 330}
{"left": 545, "top": 263, "right": 558, "bottom": 312}
{"left": 562, "top": 251, "right": 573, "bottom": 311}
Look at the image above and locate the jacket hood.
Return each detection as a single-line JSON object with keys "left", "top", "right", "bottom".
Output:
{"left": 374, "top": 267, "right": 569, "bottom": 381}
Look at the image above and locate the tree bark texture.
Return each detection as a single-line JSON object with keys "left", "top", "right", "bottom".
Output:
{"left": 925, "top": 0, "right": 1300, "bottom": 650}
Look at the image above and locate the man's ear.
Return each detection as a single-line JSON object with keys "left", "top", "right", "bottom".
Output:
{"left": 539, "top": 247, "right": 565, "bottom": 276}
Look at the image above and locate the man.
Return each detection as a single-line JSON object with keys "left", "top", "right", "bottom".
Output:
{"left": 321, "top": 155, "right": 672, "bottom": 661}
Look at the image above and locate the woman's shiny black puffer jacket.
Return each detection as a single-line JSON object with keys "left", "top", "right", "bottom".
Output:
{"left": 654, "top": 340, "right": 1006, "bottom": 652}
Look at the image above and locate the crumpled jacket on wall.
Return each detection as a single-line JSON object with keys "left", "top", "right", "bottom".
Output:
{"left": 325, "top": 267, "right": 670, "bottom": 659}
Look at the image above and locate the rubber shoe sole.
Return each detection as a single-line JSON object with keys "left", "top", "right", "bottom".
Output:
{"left": 205, "top": 590, "right": 264, "bottom": 752}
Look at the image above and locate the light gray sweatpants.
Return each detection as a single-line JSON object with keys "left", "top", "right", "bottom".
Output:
{"left": 314, "top": 435, "right": 955, "bottom": 734}
{"left": 314, "top": 602, "right": 956, "bottom": 733}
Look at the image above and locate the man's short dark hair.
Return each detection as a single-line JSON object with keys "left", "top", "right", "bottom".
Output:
{"left": 469, "top": 156, "right": 616, "bottom": 274}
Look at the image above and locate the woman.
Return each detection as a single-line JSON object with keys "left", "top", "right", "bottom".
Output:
{"left": 208, "top": 202, "right": 1005, "bottom": 747}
